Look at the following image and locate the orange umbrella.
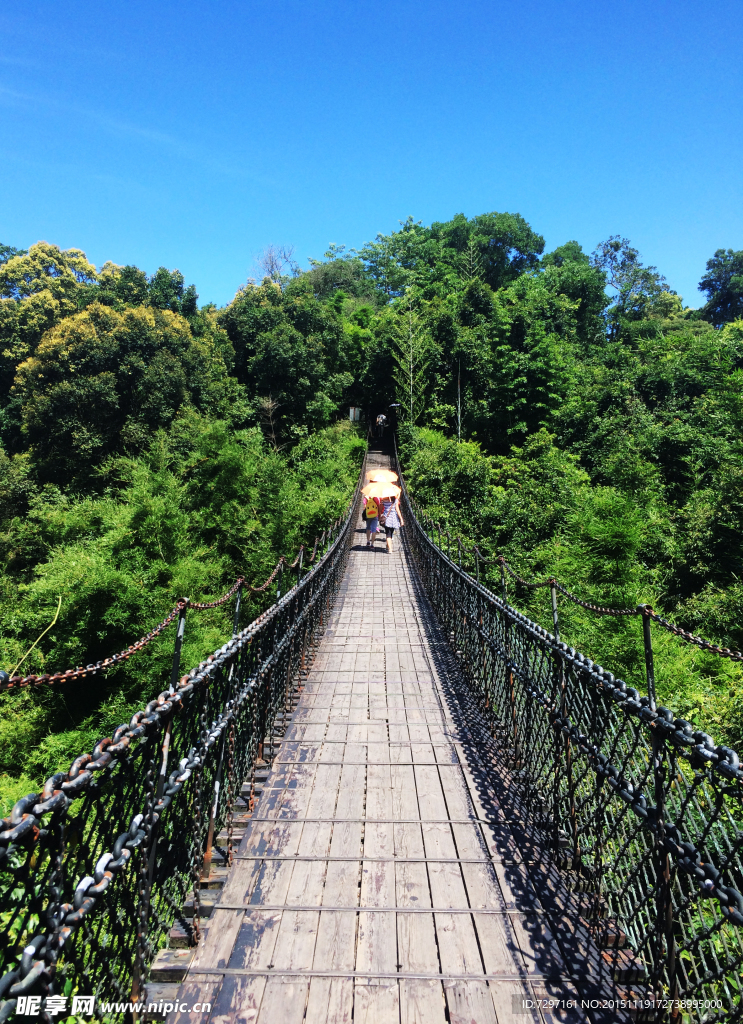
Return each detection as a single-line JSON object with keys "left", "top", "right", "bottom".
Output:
{"left": 362, "top": 482, "right": 401, "bottom": 499}
{"left": 366, "top": 469, "right": 399, "bottom": 483}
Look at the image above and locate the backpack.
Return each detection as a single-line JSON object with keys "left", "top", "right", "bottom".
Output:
{"left": 366, "top": 498, "right": 379, "bottom": 518}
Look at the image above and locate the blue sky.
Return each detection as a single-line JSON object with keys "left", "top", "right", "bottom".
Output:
{"left": 1, "top": 0, "right": 741, "bottom": 308}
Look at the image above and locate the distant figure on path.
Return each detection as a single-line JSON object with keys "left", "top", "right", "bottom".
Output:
{"left": 376, "top": 413, "right": 387, "bottom": 438}
{"left": 380, "top": 494, "right": 403, "bottom": 553}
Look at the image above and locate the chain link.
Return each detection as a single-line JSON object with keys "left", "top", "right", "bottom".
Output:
{"left": 0, "top": 521, "right": 351, "bottom": 692}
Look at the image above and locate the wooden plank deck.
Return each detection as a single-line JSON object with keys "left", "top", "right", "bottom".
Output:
{"left": 168, "top": 453, "right": 626, "bottom": 1024}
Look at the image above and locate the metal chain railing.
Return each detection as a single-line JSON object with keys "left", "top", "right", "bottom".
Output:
{"left": 0, "top": 516, "right": 351, "bottom": 697}
{"left": 0, "top": 456, "right": 366, "bottom": 1023}
{"left": 397, "top": 445, "right": 743, "bottom": 1024}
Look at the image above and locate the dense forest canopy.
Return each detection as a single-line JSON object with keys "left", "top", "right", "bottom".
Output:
{"left": 1, "top": 217, "right": 742, "bottom": 808}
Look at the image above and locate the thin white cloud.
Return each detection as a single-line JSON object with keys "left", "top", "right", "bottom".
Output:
{"left": 0, "top": 85, "right": 272, "bottom": 185}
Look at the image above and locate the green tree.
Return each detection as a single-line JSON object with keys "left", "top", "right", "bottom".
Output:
{"left": 148, "top": 267, "right": 199, "bottom": 316}
{"left": 591, "top": 236, "right": 674, "bottom": 339}
{"left": 219, "top": 280, "right": 354, "bottom": 438}
{"left": 390, "top": 294, "right": 431, "bottom": 425}
{"left": 0, "top": 245, "right": 101, "bottom": 433}
{"left": 432, "top": 211, "right": 545, "bottom": 291}
{"left": 13, "top": 303, "right": 235, "bottom": 483}
{"left": 0, "top": 244, "right": 27, "bottom": 265}
{"left": 541, "top": 241, "right": 608, "bottom": 348}
{"left": 699, "top": 248, "right": 743, "bottom": 326}
{"left": 0, "top": 241, "right": 97, "bottom": 301}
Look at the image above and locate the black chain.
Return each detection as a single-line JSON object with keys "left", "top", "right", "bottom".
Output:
{"left": 0, "top": 457, "right": 367, "bottom": 1021}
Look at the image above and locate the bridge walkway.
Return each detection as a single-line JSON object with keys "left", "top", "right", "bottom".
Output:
{"left": 171, "top": 452, "right": 601, "bottom": 1024}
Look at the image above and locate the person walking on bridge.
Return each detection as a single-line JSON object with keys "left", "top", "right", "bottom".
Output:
{"left": 376, "top": 412, "right": 387, "bottom": 438}
{"left": 364, "top": 494, "right": 381, "bottom": 548}
{"left": 380, "top": 493, "right": 403, "bottom": 553}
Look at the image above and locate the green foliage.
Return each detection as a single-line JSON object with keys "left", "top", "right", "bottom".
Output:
{"left": 0, "top": 416, "right": 363, "bottom": 811}
{"left": 699, "top": 248, "right": 743, "bottom": 326}
{"left": 219, "top": 279, "right": 361, "bottom": 439}
{"left": 0, "top": 242, "right": 98, "bottom": 301}
{"left": 402, "top": 422, "right": 743, "bottom": 746}
{"left": 362, "top": 218, "right": 743, "bottom": 749}
{"left": 13, "top": 303, "right": 238, "bottom": 483}
{"left": 0, "top": 244, "right": 27, "bottom": 265}
{"left": 590, "top": 235, "right": 676, "bottom": 340}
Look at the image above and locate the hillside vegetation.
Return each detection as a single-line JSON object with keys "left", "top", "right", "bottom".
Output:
{"left": 1, "top": 223, "right": 742, "bottom": 807}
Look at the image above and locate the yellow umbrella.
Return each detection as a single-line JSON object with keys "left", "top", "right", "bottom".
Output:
{"left": 362, "top": 482, "right": 401, "bottom": 499}
{"left": 366, "top": 469, "right": 399, "bottom": 483}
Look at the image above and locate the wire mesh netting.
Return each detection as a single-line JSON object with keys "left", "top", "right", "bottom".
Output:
{"left": 403, "top": 473, "right": 743, "bottom": 1024}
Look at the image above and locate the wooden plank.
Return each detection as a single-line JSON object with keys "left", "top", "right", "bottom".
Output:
{"left": 207, "top": 975, "right": 267, "bottom": 1024}
{"left": 269, "top": 821, "right": 333, "bottom": 971}
{"left": 304, "top": 763, "right": 342, "bottom": 817}
{"left": 190, "top": 909, "right": 244, "bottom": 970}
{"left": 415, "top": 765, "right": 485, "bottom": 977}
{"left": 254, "top": 978, "right": 309, "bottom": 1024}
{"left": 395, "top": 812, "right": 446, "bottom": 1023}
{"left": 489, "top": 980, "right": 545, "bottom": 1024}
{"left": 353, "top": 981, "right": 400, "bottom": 1024}
{"left": 304, "top": 977, "right": 353, "bottom": 1024}
{"left": 357, "top": 763, "right": 395, "bottom": 976}
{"left": 436, "top": 770, "right": 522, "bottom": 977}
{"left": 228, "top": 910, "right": 283, "bottom": 969}
{"left": 167, "top": 976, "right": 220, "bottom": 1024}
{"left": 390, "top": 765, "right": 418, "bottom": 822}
{"left": 220, "top": 823, "right": 300, "bottom": 907}
{"left": 312, "top": 762, "right": 364, "bottom": 972}
{"left": 399, "top": 981, "right": 446, "bottom": 1024}
{"left": 508, "top": 911, "right": 565, "bottom": 978}
{"left": 444, "top": 980, "right": 498, "bottom": 1024}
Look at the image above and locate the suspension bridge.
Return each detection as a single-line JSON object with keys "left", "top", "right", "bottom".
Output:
{"left": 1, "top": 443, "right": 742, "bottom": 1024}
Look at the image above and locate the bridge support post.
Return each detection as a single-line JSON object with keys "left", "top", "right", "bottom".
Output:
{"left": 232, "top": 581, "right": 243, "bottom": 638}
{"left": 642, "top": 608, "right": 677, "bottom": 1020}
{"left": 203, "top": 651, "right": 240, "bottom": 880}
{"left": 504, "top": 635, "right": 521, "bottom": 769}
{"left": 549, "top": 583, "right": 578, "bottom": 866}
{"left": 132, "top": 598, "right": 190, "bottom": 1006}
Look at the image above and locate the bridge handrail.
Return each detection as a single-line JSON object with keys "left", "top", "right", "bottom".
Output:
{"left": 0, "top": 519, "right": 350, "bottom": 695}
{"left": 396, "top": 443, "right": 743, "bottom": 1022}
{"left": 0, "top": 453, "right": 366, "bottom": 1021}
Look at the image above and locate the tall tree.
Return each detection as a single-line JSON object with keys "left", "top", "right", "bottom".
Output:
{"left": 699, "top": 249, "right": 743, "bottom": 326}
{"left": 0, "top": 242, "right": 97, "bottom": 301}
{"left": 148, "top": 267, "right": 199, "bottom": 316}
{"left": 591, "top": 236, "right": 673, "bottom": 339}
{"left": 433, "top": 211, "right": 545, "bottom": 291}
{"left": 391, "top": 293, "right": 431, "bottom": 425}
